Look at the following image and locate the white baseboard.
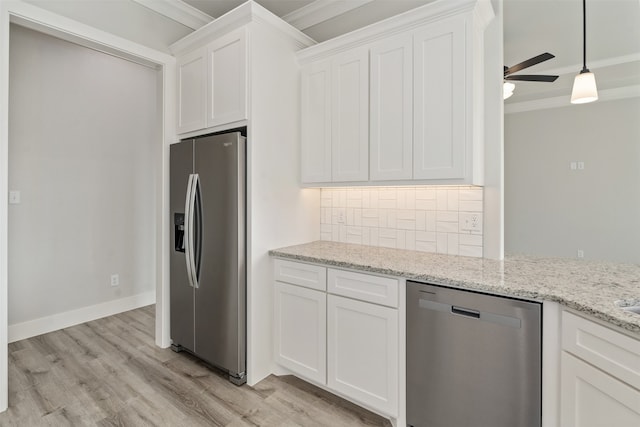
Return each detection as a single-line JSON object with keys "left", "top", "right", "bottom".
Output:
{"left": 8, "top": 291, "right": 156, "bottom": 343}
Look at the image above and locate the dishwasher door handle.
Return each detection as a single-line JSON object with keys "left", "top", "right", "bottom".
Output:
{"left": 451, "top": 305, "right": 480, "bottom": 319}
{"left": 418, "top": 298, "right": 522, "bottom": 329}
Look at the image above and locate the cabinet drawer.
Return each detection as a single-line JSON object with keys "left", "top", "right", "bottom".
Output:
{"left": 562, "top": 311, "right": 640, "bottom": 390}
{"left": 274, "top": 259, "right": 327, "bottom": 291}
{"left": 327, "top": 268, "right": 398, "bottom": 307}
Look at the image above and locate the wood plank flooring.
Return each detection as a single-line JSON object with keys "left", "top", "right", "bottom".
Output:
{"left": 0, "top": 305, "right": 392, "bottom": 426}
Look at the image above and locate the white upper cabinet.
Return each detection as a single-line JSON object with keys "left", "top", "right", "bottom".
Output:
{"left": 297, "top": 0, "right": 492, "bottom": 186}
{"left": 413, "top": 16, "right": 466, "bottom": 180}
{"left": 176, "top": 47, "right": 207, "bottom": 134}
{"left": 331, "top": 49, "right": 369, "bottom": 182}
{"left": 301, "top": 61, "right": 332, "bottom": 183}
{"left": 370, "top": 35, "right": 413, "bottom": 181}
{"left": 174, "top": 28, "right": 248, "bottom": 135}
{"left": 206, "top": 28, "right": 247, "bottom": 128}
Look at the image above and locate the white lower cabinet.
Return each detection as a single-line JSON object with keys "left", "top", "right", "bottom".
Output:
{"left": 273, "top": 260, "right": 399, "bottom": 419}
{"left": 327, "top": 294, "right": 398, "bottom": 417}
{"left": 274, "top": 281, "right": 326, "bottom": 384}
{"left": 561, "top": 352, "right": 640, "bottom": 427}
{"left": 560, "top": 311, "right": 640, "bottom": 427}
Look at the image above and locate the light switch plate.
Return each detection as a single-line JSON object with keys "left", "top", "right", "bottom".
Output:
{"left": 9, "top": 191, "right": 20, "bottom": 204}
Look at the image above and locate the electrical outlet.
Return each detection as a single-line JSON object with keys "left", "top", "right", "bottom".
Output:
{"left": 110, "top": 274, "right": 120, "bottom": 287}
{"left": 336, "top": 209, "right": 346, "bottom": 224}
{"left": 577, "top": 250, "right": 584, "bottom": 259}
{"left": 460, "top": 213, "right": 483, "bottom": 234}
{"left": 577, "top": 161, "right": 585, "bottom": 170}
{"left": 570, "top": 162, "right": 577, "bottom": 170}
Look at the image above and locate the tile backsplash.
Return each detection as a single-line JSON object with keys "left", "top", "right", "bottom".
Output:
{"left": 320, "top": 186, "right": 484, "bottom": 257}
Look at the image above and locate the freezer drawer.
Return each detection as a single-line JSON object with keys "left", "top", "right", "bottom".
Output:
{"left": 406, "top": 281, "right": 542, "bottom": 427}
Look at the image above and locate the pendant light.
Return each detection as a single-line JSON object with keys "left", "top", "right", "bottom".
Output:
{"left": 503, "top": 82, "right": 515, "bottom": 100}
{"left": 571, "top": 0, "right": 598, "bottom": 104}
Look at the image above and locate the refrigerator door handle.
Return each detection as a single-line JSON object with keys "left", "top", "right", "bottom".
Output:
{"left": 184, "top": 173, "right": 196, "bottom": 288}
{"left": 192, "top": 174, "right": 202, "bottom": 289}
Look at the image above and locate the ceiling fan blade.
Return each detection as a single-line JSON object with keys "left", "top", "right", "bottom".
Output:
{"left": 504, "top": 52, "right": 555, "bottom": 76}
{"left": 505, "top": 74, "right": 559, "bottom": 82}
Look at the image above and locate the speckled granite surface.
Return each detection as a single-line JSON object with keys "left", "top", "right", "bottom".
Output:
{"left": 270, "top": 241, "right": 640, "bottom": 336}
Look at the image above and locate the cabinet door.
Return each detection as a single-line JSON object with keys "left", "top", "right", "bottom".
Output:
{"left": 370, "top": 35, "right": 413, "bottom": 181}
{"left": 301, "top": 61, "right": 332, "bottom": 183}
{"left": 561, "top": 352, "right": 640, "bottom": 427}
{"left": 207, "top": 28, "right": 247, "bottom": 128}
{"left": 327, "top": 294, "right": 398, "bottom": 416}
{"left": 413, "top": 16, "right": 466, "bottom": 180}
{"left": 274, "top": 282, "right": 326, "bottom": 384}
{"left": 331, "top": 49, "right": 369, "bottom": 182}
{"left": 177, "top": 47, "right": 207, "bottom": 134}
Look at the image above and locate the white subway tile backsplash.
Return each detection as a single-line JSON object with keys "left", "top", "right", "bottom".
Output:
{"left": 416, "top": 188, "right": 436, "bottom": 200}
{"left": 347, "top": 189, "right": 363, "bottom": 208}
{"left": 447, "top": 234, "right": 459, "bottom": 256}
{"left": 406, "top": 230, "right": 416, "bottom": 250}
{"left": 346, "top": 226, "right": 363, "bottom": 244}
{"left": 447, "top": 189, "right": 459, "bottom": 211}
{"left": 416, "top": 231, "right": 436, "bottom": 243}
{"left": 378, "top": 210, "right": 389, "bottom": 228}
{"left": 416, "top": 199, "right": 437, "bottom": 210}
{"left": 320, "top": 186, "right": 484, "bottom": 257}
{"left": 362, "top": 227, "right": 371, "bottom": 245}
{"left": 459, "top": 200, "right": 483, "bottom": 212}
{"left": 416, "top": 240, "right": 437, "bottom": 253}
{"left": 459, "top": 233, "right": 483, "bottom": 246}
{"left": 378, "top": 191, "right": 397, "bottom": 209}
{"left": 436, "top": 211, "right": 458, "bottom": 222}
{"left": 425, "top": 211, "right": 437, "bottom": 232}
{"left": 436, "top": 233, "right": 448, "bottom": 254}
{"left": 379, "top": 228, "right": 397, "bottom": 248}
{"left": 362, "top": 209, "right": 379, "bottom": 227}
{"left": 397, "top": 230, "right": 406, "bottom": 249}
{"left": 370, "top": 227, "right": 379, "bottom": 246}
{"left": 436, "top": 221, "right": 458, "bottom": 233}
{"left": 459, "top": 245, "right": 483, "bottom": 257}
{"left": 436, "top": 189, "right": 448, "bottom": 211}
{"left": 415, "top": 210, "right": 426, "bottom": 231}
{"left": 459, "top": 188, "right": 483, "bottom": 201}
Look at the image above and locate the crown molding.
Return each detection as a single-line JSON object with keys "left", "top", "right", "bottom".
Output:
{"left": 131, "top": 0, "right": 212, "bottom": 30}
{"left": 170, "top": 1, "right": 315, "bottom": 55}
{"left": 282, "top": 0, "right": 374, "bottom": 31}
{"left": 505, "top": 85, "right": 640, "bottom": 114}
{"left": 296, "top": 0, "right": 489, "bottom": 64}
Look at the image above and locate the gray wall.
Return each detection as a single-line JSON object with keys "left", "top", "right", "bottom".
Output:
{"left": 505, "top": 97, "right": 640, "bottom": 263}
{"left": 8, "top": 25, "right": 158, "bottom": 325}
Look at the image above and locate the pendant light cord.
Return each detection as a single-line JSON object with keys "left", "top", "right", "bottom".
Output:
{"left": 581, "top": 0, "right": 589, "bottom": 73}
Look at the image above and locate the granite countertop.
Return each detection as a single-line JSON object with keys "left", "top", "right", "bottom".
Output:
{"left": 269, "top": 241, "right": 640, "bottom": 336}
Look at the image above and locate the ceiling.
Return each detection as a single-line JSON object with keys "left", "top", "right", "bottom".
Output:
{"left": 22, "top": 0, "right": 640, "bottom": 105}
{"left": 503, "top": 0, "right": 640, "bottom": 104}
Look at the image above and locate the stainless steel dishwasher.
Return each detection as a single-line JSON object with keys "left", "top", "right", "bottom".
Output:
{"left": 406, "top": 281, "right": 542, "bottom": 427}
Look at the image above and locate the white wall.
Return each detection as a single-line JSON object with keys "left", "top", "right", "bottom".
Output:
{"left": 8, "top": 25, "right": 158, "bottom": 330}
{"left": 505, "top": 97, "right": 640, "bottom": 263}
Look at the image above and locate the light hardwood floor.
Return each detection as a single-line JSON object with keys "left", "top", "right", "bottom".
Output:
{"left": 0, "top": 305, "right": 392, "bottom": 426}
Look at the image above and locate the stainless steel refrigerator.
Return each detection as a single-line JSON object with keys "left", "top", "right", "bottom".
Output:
{"left": 170, "top": 131, "right": 246, "bottom": 385}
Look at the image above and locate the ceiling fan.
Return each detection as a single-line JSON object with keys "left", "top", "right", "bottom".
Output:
{"left": 503, "top": 52, "right": 559, "bottom": 99}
